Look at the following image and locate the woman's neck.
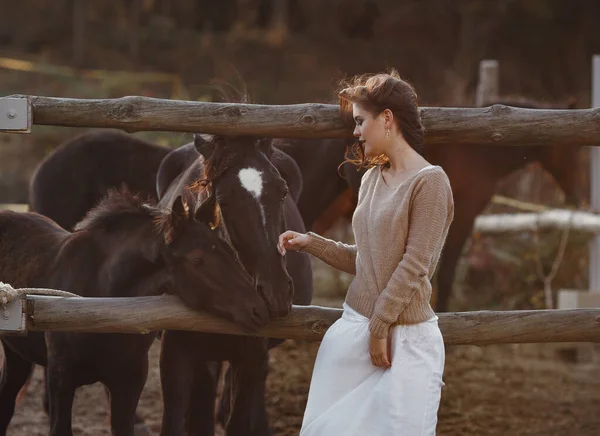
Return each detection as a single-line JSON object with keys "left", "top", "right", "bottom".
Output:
{"left": 385, "top": 138, "right": 425, "bottom": 174}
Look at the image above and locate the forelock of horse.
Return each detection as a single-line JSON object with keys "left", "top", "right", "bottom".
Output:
{"left": 74, "top": 189, "right": 158, "bottom": 232}
{"left": 203, "top": 142, "right": 242, "bottom": 182}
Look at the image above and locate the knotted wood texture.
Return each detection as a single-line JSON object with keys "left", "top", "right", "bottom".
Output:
{"left": 26, "top": 295, "right": 600, "bottom": 344}
{"left": 10, "top": 94, "right": 600, "bottom": 146}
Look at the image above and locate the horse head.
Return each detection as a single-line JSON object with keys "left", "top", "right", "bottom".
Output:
{"left": 79, "top": 189, "right": 268, "bottom": 331}
{"left": 159, "top": 194, "right": 271, "bottom": 331}
{"left": 193, "top": 134, "right": 294, "bottom": 318}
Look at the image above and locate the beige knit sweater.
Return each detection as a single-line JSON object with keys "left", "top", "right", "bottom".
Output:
{"left": 303, "top": 164, "right": 454, "bottom": 338}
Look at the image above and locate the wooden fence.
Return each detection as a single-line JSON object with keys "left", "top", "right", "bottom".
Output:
{"left": 2, "top": 94, "right": 600, "bottom": 146}
{"left": 1, "top": 92, "right": 600, "bottom": 344}
{"left": 2, "top": 295, "right": 598, "bottom": 345}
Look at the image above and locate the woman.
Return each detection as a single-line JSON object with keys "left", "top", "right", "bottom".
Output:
{"left": 278, "top": 70, "right": 454, "bottom": 435}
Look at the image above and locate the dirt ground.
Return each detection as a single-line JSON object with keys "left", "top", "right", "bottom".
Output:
{"left": 4, "top": 329, "right": 600, "bottom": 436}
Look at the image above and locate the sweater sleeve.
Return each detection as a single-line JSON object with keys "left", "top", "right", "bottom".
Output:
{"left": 301, "top": 231, "right": 357, "bottom": 275}
{"left": 299, "top": 167, "right": 373, "bottom": 276}
{"left": 369, "top": 171, "right": 454, "bottom": 338}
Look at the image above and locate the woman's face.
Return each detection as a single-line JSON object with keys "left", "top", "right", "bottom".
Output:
{"left": 352, "top": 103, "right": 386, "bottom": 159}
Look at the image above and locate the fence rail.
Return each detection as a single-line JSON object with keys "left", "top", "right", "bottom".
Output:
{"left": 2, "top": 95, "right": 600, "bottom": 146}
{"left": 0, "top": 295, "right": 595, "bottom": 344}
{"left": 474, "top": 209, "right": 600, "bottom": 234}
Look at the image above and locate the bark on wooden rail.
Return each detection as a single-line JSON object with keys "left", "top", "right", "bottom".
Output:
{"left": 5, "top": 94, "right": 600, "bottom": 146}
{"left": 25, "top": 295, "right": 600, "bottom": 344}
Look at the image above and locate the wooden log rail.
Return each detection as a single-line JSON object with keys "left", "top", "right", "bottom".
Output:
{"left": 3, "top": 94, "right": 600, "bottom": 146}
{"left": 12, "top": 295, "right": 600, "bottom": 345}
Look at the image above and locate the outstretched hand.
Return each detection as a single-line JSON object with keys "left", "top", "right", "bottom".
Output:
{"left": 278, "top": 231, "right": 310, "bottom": 255}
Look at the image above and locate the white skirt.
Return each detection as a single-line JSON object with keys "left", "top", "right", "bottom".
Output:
{"left": 300, "top": 303, "right": 445, "bottom": 436}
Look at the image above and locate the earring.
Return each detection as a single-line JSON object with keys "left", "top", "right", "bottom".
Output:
{"left": 385, "top": 129, "right": 390, "bottom": 138}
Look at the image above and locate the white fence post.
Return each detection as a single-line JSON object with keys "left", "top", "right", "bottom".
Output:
{"left": 560, "top": 55, "right": 600, "bottom": 311}
{"left": 476, "top": 59, "right": 499, "bottom": 107}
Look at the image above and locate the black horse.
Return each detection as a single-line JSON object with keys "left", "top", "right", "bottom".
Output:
{"left": 158, "top": 134, "right": 304, "bottom": 205}
{"left": 0, "top": 189, "right": 265, "bottom": 436}
{"left": 156, "top": 134, "right": 312, "bottom": 435}
{"left": 29, "top": 130, "right": 170, "bottom": 231}
{"left": 28, "top": 130, "right": 313, "bottom": 435}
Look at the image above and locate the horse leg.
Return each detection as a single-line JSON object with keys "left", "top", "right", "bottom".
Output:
{"left": 226, "top": 348, "right": 271, "bottom": 436}
{"left": 41, "top": 366, "right": 51, "bottom": 416}
{"left": 47, "top": 362, "right": 76, "bottom": 436}
{"left": 159, "top": 331, "right": 197, "bottom": 436}
{"left": 0, "top": 345, "right": 34, "bottom": 435}
{"left": 435, "top": 190, "right": 494, "bottom": 312}
{"left": 105, "top": 356, "right": 149, "bottom": 436}
{"left": 435, "top": 218, "right": 475, "bottom": 312}
{"left": 185, "top": 361, "right": 220, "bottom": 436}
{"left": 100, "top": 384, "right": 150, "bottom": 436}
{"left": 216, "top": 364, "right": 232, "bottom": 429}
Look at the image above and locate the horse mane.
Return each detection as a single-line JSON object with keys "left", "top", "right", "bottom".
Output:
{"left": 74, "top": 187, "right": 163, "bottom": 233}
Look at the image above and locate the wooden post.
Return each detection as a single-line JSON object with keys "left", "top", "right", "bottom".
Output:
{"left": 476, "top": 59, "right": 499, "bottom": 107}
{"left": 129, "top": 0, "right": 141, "bottom": 70}
{"left": 590, "top": 55, "right": 600, "bottom": 292}
{"left": 72, "top": 0, "right": 85, "bottom": 68}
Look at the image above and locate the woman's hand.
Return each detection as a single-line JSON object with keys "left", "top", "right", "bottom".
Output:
{"left": 369, "top": 333, "right": 391, "bottom": 368}
{"left": 277, "top": 231, "right": 310, "bottom": 255}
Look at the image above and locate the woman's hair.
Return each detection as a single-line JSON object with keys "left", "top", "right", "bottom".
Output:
{"left": 338, "top": 69, "right": 425, "bottom": 169}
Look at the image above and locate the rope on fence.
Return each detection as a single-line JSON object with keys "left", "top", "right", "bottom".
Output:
{"left": 531, "top": 211, "right": 574, "bottom": 309}
{"left": 0, "top": 281, "right": 80, "bottom": 312}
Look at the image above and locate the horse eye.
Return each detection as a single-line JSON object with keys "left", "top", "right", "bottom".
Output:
{"left": 187, "top": 249, "right": 205, "bottom": 265}
{"left": 281, "top": 189, "right": 289, "bottom": 201}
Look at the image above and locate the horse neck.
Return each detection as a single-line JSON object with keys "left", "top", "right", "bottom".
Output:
{"left": 58, "top": 214, "right": 167, "bottom": 298}
{"left": 99, "top": 217, "right": 169, "bottom": 298}
{"left": 486, "top": 146, "right": 541, "bottom": 179}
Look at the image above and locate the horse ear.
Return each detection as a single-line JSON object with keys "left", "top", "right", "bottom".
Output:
{"left": 194, "top": 193, "right": 217, "bottom": 225}
{"left": 171, "top": 195, "right": 191, "bottom": 225}
{"left": 162, "top": 196, "right": 189, "bottom": 244}
{"left": 194, "top": 134, "right": 217, "bottom": 159}
{"left": 257, "top": 137, "right": 274, "bottom": 159}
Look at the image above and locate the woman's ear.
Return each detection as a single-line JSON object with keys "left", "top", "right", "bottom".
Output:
{"left": 383, "top": 108, "right": 394, "bottom": 127}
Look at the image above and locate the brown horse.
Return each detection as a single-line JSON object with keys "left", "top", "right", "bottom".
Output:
{"left": 426, "top": 142, "right": 580, "bottom": 311}
{"left": 156, "top": 134, "right": 313, "bottom": 435}
{"left": 273, "top": 115, "right": 580, "bottom": 312}
{"left": 0, "top": 189, "right": 263, "bottom": 436}
{"left": 271, "top": 137, "right": 363, "bottom": 233}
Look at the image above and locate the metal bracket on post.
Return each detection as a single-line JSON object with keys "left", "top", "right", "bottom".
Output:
{"left": 0, "top": 299, "right": 27, "bottom": 335}
{"left": 0, "top": 97, "right": 31, "bottom": 133}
